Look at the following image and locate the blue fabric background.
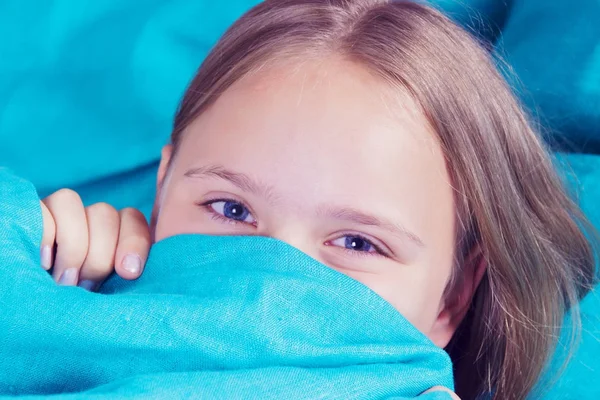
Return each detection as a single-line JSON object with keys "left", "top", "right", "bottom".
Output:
{"left": 0, "top": 168, "right": 453, "bottom": 399}
{"left": 434, "top": 0, "right": 600, "bottom": 152}
{"left": 0, "top": 0, "right": 260, "bottom": 215}
{"left": 1, "top": 0, "right": 599, "bottom": 210}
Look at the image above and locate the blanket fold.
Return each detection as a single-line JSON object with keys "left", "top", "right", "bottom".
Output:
{"left": 0, "top": 169, "right": 453, "bottom": 399}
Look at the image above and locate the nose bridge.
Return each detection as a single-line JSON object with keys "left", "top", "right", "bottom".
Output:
{"left": 261, "top": 221, "right": 319, "bottom": 261}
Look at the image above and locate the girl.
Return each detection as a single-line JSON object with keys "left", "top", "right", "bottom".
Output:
{"left": 39, "top": 0, "right": 597, "bottom": 399}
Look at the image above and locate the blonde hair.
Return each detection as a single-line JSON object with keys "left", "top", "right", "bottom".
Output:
{"left": 170, "top": 1, "right": 597, "bottom": 398}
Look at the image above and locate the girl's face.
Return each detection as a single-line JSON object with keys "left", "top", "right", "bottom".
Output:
{"left": 154, "top": 57, "right": 478, "bottom": 347}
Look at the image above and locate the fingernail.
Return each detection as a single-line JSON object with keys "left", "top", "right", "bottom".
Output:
{"left": 122, "top": 254, "right": 142, "bottom": 275}
{"left": 58, "top": 268, "right": 79, "bottom": 286}
{"left": 41, "top": 245, "right": 52, "bottom": 270}
{"left": 78, "top": 280, "right": 97, "bottom": 291}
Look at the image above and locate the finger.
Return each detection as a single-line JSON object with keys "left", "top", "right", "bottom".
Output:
{"left": 78, "top": 203, "right": 121, "bottom": 290}
{"left": 42, "top": 189, "right": 89, "bottom": 284}
{"left": 39, "top": 201, "right": 56, "bottom": 270}
{"left": 422, "top": 387, "right": 461, "bottom": 400}
{"left": 115, "top": 208, "right": 151, "bottom": 280}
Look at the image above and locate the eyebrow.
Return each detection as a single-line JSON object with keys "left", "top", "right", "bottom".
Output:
{"left": 184, "top": 164, "right": 278, "bottom": 203}
{"left": 184, "top": 164, "right": 425, "bottom": 247}
{"left": 316, "top": 205, "right": 425, "bottom": 247}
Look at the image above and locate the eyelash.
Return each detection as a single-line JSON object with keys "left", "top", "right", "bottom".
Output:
{"left": 199, "top": 197, "right": 256, "bottom": 226}
{"left": 198, "top": 197, "right": 389, "bottom": 258}
{"left": 209, "top": 212, "right": 242, "bottom": 225}
{"left": 330, "top": 235, "right": 389, "bottom": 258}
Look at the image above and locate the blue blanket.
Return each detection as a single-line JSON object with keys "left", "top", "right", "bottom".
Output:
{"left": 0, "top": 168, "right": 453, "bottom": 399}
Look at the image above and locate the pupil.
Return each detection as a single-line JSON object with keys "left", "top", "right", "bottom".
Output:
{"left": 224, "top": 201, "right": 247, "bottom": 220}
{"left": 345, "top": 236, "right": 370, "bottom": 251}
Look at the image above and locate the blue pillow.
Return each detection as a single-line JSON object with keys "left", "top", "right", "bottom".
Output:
{"left": 0, "top": 0, "right": 260, "bottom": 204}
{"left": 432, "top": 0, "right": 600, "bottom": 152}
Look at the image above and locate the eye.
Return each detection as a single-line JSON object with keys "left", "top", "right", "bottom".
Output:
{"left": 204, "top": 199, "right": 256, "bottom": 225}
{"left": 328, "top": 234, "right": 385, "bottom": 256}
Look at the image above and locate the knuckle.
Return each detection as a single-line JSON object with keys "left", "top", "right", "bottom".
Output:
{"left": 82, "top": 262, "right": 113, "bottom": 277}
{"left": 82, "top": 260, "right": 113, "bottom": 275}
{"left": 83, "top": 247, "right": 115, "bottom": 274}
{"left": 121, "top": 235, "right": 151, "bottom": 251}
{"left": 120, "top": 207, "right": 145, "bottom": 221}
{"left": 51, "top": 188, "right": 81, "bottom": 203}
{"left": 87, "top": 202, "right": 119, "bottom": 221}
{"left": 60, "top": 242, "right": 88, "bottom": 258}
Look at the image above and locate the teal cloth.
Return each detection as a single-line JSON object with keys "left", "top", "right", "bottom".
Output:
{"left": 541, "top": 288, "right": 600, "bottom": 399}
{"left": 0, "top": 168, "right": 454, "bottom": 399}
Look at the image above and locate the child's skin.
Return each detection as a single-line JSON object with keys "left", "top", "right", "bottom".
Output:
{"left": 40, "top": 196, "right": 150, "bottom": 290}
{"left": 39, "top": 58, "right": 482, "bottom": 398}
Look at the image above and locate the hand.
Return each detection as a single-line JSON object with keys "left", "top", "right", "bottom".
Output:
{"left": 40, "top": 189, "right": 151, "bottom": 291}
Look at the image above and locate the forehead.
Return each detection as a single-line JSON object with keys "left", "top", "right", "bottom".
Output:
{"left": 176, "top": 56, "right": 454, "bottom": 236}
{"left": 180, "top": 56, "right": 443, "bottom": 174}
